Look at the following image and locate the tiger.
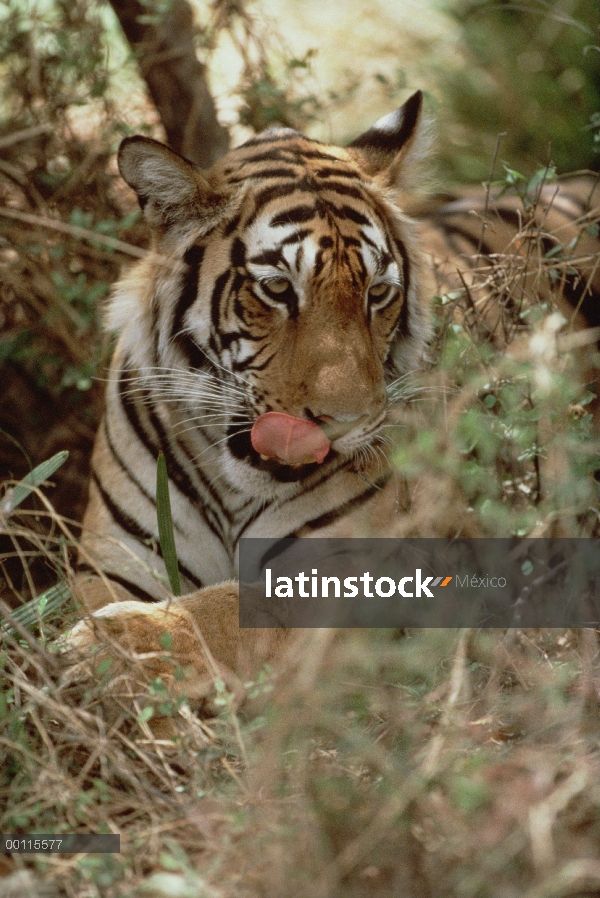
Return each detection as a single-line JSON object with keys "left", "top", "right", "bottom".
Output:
{"left": 70, "top": 90, "right": 600, "bottom": 698}
{"left": 416, "top": 176, "right": 600, "bottom": 349}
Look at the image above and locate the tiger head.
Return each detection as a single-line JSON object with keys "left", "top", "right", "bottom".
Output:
{"left": 109, "top": 92, "right": 431, "bottom": 495}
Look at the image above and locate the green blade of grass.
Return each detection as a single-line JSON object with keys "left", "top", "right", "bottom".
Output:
{"left": 2, "top": 581, "right": 72, "bottom": 636}
{"left": 156, "top": 451, "right": 181, "bottom": 596}
{"left": 3, "top": 450, "right": 69, "bottom": 511}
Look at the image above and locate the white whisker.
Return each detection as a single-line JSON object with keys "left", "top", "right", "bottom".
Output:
{"left": 175, "top": 327, "right": 255, "bottom": 390}
{"left": 173, "top": 415, "right": 250, "bottom": 439}
{"left": 191, "top": 427, "right": 253, "bottom": 463}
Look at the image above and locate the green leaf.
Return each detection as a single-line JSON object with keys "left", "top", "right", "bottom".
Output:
{"left": 527, "top": 165, "right": 556, "bottom": 196}
{"left": 4, "top": 451, "right": 69, "bottom": 512}
{"left": 138, "top": 705, "right": 154, "bottom": 724}
{"left": 156, "top": 452, "right": 181, "bottom": 596}
{"left": 160, "top": 632, "right": 173, "bottom": 651}
{"left": 545, "top": 243, "right": 567, "bottom": 259}
{"left": 96, "top": 658, "right": 113, "bottom": 676}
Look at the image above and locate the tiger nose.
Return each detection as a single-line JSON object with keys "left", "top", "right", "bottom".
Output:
{"left": 306, "top": 355, "right": 386, "bottom": 423}
{"left": 304, "top": 381, "right": 387, "bottom": 424}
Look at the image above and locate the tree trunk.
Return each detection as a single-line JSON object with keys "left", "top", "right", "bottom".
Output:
{"left": 108, "top": 0, "right": 230, "bottom": 168}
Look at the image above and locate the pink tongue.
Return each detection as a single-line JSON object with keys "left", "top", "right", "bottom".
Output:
{"left": 251, "top": 412, "right": 331, "bottom": 465}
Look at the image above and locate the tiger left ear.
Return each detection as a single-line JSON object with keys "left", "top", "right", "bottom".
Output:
{"left": 117, "top": 136, "right": 231, "bottom": 242}
{"left": 347, "top": 91, "right": 425, "bottom": 187}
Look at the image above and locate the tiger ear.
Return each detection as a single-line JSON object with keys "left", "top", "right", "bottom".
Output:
{"left": 347, "top": 91, "right": 426, "bottom": 188}
{"left": 118, "top": 136, "right": 230, "bottom": 239}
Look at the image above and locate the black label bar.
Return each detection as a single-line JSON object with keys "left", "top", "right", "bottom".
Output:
{"left": 239, "top": 538, "right": 600, "bottom": 628}
{"left": 1, "top": 834, "right": 120, "bottom": 853}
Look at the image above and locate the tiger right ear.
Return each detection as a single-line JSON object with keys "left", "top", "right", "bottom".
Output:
{"left": 118, "top": 136, "right": 230, "bottom": 239}
{"left": 347, "top": 91, "right": 426, "bottom": 188}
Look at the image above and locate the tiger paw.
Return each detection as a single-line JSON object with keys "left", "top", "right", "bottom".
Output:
{"left": 63, "top": 596, "right": 244, "bottom": 711}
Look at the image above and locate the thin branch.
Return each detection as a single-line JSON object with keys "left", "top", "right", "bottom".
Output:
{"left": 0, "top": 206, "right": 147, "bottom": 258}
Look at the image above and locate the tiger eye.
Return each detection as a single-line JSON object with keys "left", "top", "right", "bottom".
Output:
{"left": 263, "top": 277, "right": 291, "bottom": 295}
{"left": 368, "top": 283, "right": 391, "bottom": 300}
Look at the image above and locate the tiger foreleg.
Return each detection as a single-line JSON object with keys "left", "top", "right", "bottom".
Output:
{"left": 66, "top": 580, "right": 282, "bottom": 710}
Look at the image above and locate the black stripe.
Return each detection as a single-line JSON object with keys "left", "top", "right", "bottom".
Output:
{"left": 358, "top": 230, "right": 378, "bottom": 251}
{"left": 74, "top": 564, "right": 159, "bottom": 603}
{"left": 104, "top": 417, "right": 154, "bottom": 513}
{"left": 314, "top": 243, "right": 328, "bottom": 277}
{"left": 270, "top": 205, "right": 317, "bottom": 227}
{"left": 335, "top": 204, "right": 371, "bottom": 227}
{"left": 171, "top": 244, "right": 205, "bottom": 342}
{"left": 175, "top": 332, "right": 209, "bottom": 370}
{"left": 220, "top": 326, "right": 253, "bottom": 349}
{"left": 249, "top": 248, "right": 284, "bottom": 267}
{"left": 104, "top": 417, "right": 186, "bottom": 538}
{"left": 315, "top": 166, "right": 361, "bottom": 180}
{"left": 395, "top": 289, "right": 409, "bottom": 339}
{"left": 237, "top": 467, "right": 375, "bottom": 543}
{"left": 554, "top": 273, "right": 600, "bottom": 328}
{"left": 282, "top": 228, "right": 312, "bottom": 246}
{"left": 250, "top": 176, "right": 316, "bottom": 222}
{"left": 92, "top": 468, "right": 157, "bottom": 547}
{"left": 258, "top": 537, "right": 298, "bottom": 569}
{"left": 144, "top": 401, "right": 227, "bottom": 543}
{"left": 300, "top": 475, "right": 391, "bottom": 532}
{"left": 232, "top": 345, "right": 276, "bottom": 373}
{"left": 154, "top": 410, "right": 233, "bottom": 530}
{"left": 433, "top": 220, "right": 494, "bottom": 258}
{"left": 230, "top": 237, "right": 246, "bottom": 269}
{"left": 174, "top": 428, "right": 235, "bottom": 526}
{"left": 241, "top": 143, "right": 340, "bottom": 163}
{"left": 118, "top": 364, "right": 230, "bottom": 538}
{"left": 233, "top": 500, "right": 275, "bottom": 544}
{"left": 223, "top": 214, "right": 241, "bottom": 237}
{"left": 436, "top": 227, "right": 477, "bottom": 258}
{"left": 103, "top": 572, "right": 160, "bottom": 603}
{"left": 240, "top": 131, "right": 299, "bottom": 149}
{"left": 391, "top": 234, "right": 410, "bottom": 308}
{"left": 233, "top": 149, "right": 291, "bottom": 165}
{"left": 350, "top": 247, "right": 367, "bottom": 290}
{"left": 488, "top": 206, "right": 522, "bottom": 229}
{"left": 210, "top": 270, "right": 233, "bottom": 345}
{"left": 151, "top": 293, "right": 160, "bottom": 369}
{"left": 321, "top": 181, "right": 366, "bottom": 200}
{"left": 376, "top": 250, "right": 393, "bottom": 274}
{"left": 555, "top": 183, "right": 599, "bottom": 212}
{"left": 295, "top": 149, "right": 344, "bottom": 163}
{"left": 268, "top": 454, "right": 350, "bottom": 515}
{"left": 228, "top": 166, "right": 298, "bottom": 183}
{"left": 118, "top": 368, "right": 161, "bottom": 459}
{"left": 384, "top": 296, "right": 406, "bottom": 345}
{"left": 92, "top": 470, "right": 205, "bottom": 589}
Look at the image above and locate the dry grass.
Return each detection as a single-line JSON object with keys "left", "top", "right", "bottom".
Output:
{"left": 2, "top": 580, "right": 600, "bottom": 896}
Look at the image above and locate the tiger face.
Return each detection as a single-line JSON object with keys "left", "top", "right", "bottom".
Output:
{"left": 110, "top": 92, "right": 430, "bottom": 497}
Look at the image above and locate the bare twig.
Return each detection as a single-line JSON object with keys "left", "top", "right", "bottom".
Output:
{"left": 0, "top": 206, "right": 147, "bottom": 257}
{"left": 0, "top": 123, "right": 53, "bottom": 150}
